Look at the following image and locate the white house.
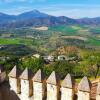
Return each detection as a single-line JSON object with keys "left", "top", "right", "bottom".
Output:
{"left": 58, "top": 55, "right": 66, "bottom": 60}
{"left": 33, "top": 54, "right": 40, "bottom": 58}
{"left": 48, "top": 55, "right": 55, "bottom": 62}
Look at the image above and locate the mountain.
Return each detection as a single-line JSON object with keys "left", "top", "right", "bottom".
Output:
{"left": 17, "top": 10, "right": 50, "bottom": 19}
{"left": 0, "top": 13, "right": 15, "bottom": 22}
{"left": 77, "top": 17, "right": 100, "bottom": 25}
{"left": 0, "top": 10, "right": 100, "bottom": 28}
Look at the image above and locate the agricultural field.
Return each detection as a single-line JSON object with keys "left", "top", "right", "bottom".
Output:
{"left": 0, "top": 24, "right": 100, "bottom": 56}
{"left": 61, "top": 36, "right": 88, "bottom": 41}
{"left": 49, "top": 25, "right": 100, "bottom": 46}
{"left": 0, "top": 38, "right": 34, "bottom": 45}
{"left": 0, "top": 25, "right": 100, "bottom": 79}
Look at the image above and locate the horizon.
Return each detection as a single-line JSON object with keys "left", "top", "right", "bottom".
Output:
{"left": 0, "top": 9, "right": 100, "bottom": 19}
{"left": 0, "top": 0, "right": 100, "bottom": 18}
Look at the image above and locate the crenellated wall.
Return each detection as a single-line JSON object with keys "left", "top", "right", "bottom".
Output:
{"left": 1, "top": 66, "right": 100, "bottom": 100}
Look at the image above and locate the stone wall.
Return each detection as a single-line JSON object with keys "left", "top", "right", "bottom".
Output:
{"left": 0, "top": 66, "right": 100, "bottom": 100}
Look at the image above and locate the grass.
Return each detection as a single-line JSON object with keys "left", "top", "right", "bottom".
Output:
{"left": 88, "top": 37, "right": 100, "bottom": 46}
{"left": 0, "top": 38, "right": 33, "bottom": 45}
{"left": 49, "top": 25, "right": 100, "bottom": 46}
{"left": 49, "top": 25, "right": 78, "bottom": 35}
{"left": 0, "top": 25, "right": 100, "bottom": 47}
{"left": 0, "top": 38, "right": 20, "bottom": 44}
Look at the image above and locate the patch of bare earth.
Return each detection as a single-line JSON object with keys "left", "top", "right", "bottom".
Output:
{"left": 32, "top": 26, "right": 48, "bottom": 31}
{"left": 62, "top": 36, "right": 88, "bottom": 41}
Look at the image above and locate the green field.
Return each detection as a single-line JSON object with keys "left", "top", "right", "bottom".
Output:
{"left": 0, "top": 25, "right": 100, "bottom": 78}
{"left": 0, "top": 25, "right": 100, "bottom": 54}
{"left": 49, "top": 25, "right": 78, "bottom": 35}
{"left": 0, "top": 38, "right": 33, "bottom": 45}
{"left": 88, "top": 37, "right": 100, "bottom": 46}
{"left": 49, "top": 25, "right": 100, "bottom": 46}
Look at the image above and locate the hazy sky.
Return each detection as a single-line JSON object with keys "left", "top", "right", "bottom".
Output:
{"left": 0, "top": 0, "right": 100, "bottom": 18}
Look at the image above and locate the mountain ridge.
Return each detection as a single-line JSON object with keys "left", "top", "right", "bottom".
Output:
{"left": 0, "top": 10, "right": 100, "bottom": 28}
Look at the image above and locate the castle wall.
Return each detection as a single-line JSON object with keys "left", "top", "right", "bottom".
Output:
{"left": 61, "top": 87, "right": 73, "bottom": 100}
{"left": 33, "top": 82, "right": 44, "bottom": 100}
{"left": 47, "top": 83, "right": 58, "bottom": 100}
{"left": 5, "top": 67, "right": 100, "bottom": 100}
{"left": 0, "top": 92, "right": 2, "bottom": 100}
{"left": 77, "top": 91, "right": 90, "bottom": 100}
{"left": 20, "top": 80, "right": 30, "bottom": 100}
{"left": 96, "top": 95, "right": 100, "bottom": 100}
{"left": 96, "top": 82, "right": 100, "bottom": 100}
{"left": 9, "top": 78, "right": 18, "bottom": 93}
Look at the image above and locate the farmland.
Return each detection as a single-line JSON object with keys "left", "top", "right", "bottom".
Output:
{"left": 0, "top": 38, "right": 33, "bottom": 45}
{"left": 0, "top": 25, "right": 100, "bottom": 78}
{"left": 61, "top": 36, "right": 88, "bottom": 41}
{"left": 0, "top": 24, "right": 100, "bottom": 56}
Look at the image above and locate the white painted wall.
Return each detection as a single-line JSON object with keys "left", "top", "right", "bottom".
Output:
{"left": 47, "top": 84, "right": 58, "bottom": 100}
{"left": 9, "top": 78, "right": 18, "bottom": 93}
{"left": 96, "top": 95, "right": 100, "bottom": 100}
{"left": 33, "top": 82, "right": 43, "bottom": 100}
{"left": 61, "top": 87, "right": 73, "bottom": 100}
{"left": 78, "top": 91, "right": 90, "bottom": 100}
{"left": 20, "top": 80, "right": 30, "bottom": 100}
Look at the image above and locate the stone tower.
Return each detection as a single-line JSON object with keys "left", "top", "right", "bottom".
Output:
{"left": 46, "top": 71, "right": 59, "bottom": 100}
{"left": 78, "top": 76, "right": 91, "bottom": 100}
{"left": 8, "top": 65, "right": 21, "bottom": 94}
{"left": 20, "top": 68, "right": 33, "bottom": 100}
{"left": 61, "top": 74, "right": 75, "bottom": 100}
{"left": 32, "top": 69, "right": 45, "bottom": 100}
{"left": 96, "top": 82, "right": 100, "bottom": 100}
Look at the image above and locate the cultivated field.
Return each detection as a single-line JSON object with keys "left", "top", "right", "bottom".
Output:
{"left": 62, "top": 36, "right": 88, "bottom": 41}
{"left": 32, "top": 26, "right": 48, "bottom": 31}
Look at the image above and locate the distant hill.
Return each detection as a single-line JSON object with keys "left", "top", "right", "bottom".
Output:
{"left": 0, "top": 13, "right": 15, "bottom": 23}
{"left": 17, "top": 10, "right": 50, "bottom": 19}
{"left": 0, "top": 10, "right": 100, "bottom": 28}
{"left": 77, "top": 17, "right": 100, "bottom": 25}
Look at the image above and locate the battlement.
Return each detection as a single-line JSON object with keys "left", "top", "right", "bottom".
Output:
{"left": 1, "top": 66, "right": 100, "bottom": 100}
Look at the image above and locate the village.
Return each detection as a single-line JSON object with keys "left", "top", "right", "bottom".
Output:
{"left": 32, "top": 53, "right": 77, "bottom": 63}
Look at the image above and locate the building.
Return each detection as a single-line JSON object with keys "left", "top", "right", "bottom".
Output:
{"left": 32, "top": 54, "right": 41, "bottom": 58}
{"left": 0, "top": 66, "right": 100, "bottom": 100}
{"left": 47, "top": 55, "right": 55, "bottom": 62}
{"left": 58, "top": 55, "right": 66, "bottom": 60}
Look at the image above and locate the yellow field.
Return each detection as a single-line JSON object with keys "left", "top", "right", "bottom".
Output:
{"left": 62, "top": 36, "right": 88, "bottom": 41}
{"left": 32, "top": 26, "right": 48, "bottom": 30}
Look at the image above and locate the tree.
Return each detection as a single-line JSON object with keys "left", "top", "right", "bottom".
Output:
{"left": 20, "top": 57, "right": 44, "bottom": 73}
{"left": 78, "top": 50, "right": 100, "bottom": 77}
{"left": 44, "top": 61, "right": 75, "bottom": 78}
